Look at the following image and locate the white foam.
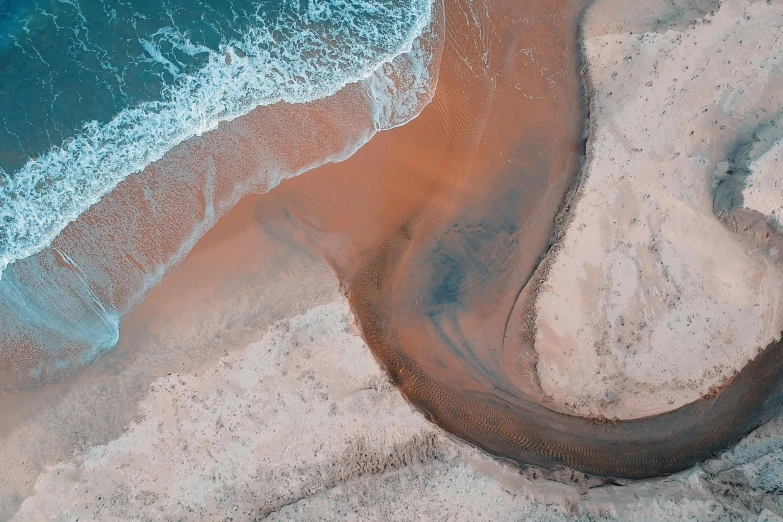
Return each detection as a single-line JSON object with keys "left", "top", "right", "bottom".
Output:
{"left": 0, "top": 0, "right": 444, "bottom": 391}
{"left": 0, "top": 0, "right": 434, "bottom": 278}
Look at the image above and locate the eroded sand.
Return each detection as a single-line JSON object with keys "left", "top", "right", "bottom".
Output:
{"left": 533, "top": 0, "right": 783, "bottom": 419}
{"left": 204, "top": 0, "right": 783, "bottom": 482}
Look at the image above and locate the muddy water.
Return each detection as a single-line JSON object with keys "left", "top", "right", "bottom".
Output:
{"left": 262, "top": 0, "right": 783, "bottom": 478}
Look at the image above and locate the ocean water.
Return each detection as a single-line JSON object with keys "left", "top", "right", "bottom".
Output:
{"left": 0, "top": 0, "right": 433, "bottom": 277}
{"left": 0, "top": 0, "right": 442, "bottom": 390}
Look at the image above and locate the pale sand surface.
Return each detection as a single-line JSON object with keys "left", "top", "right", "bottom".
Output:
{"left": 534, "top": 0, "right": 783, "bottom": 419}
{"left": 11, "top": 300, "right": 561, "bottom": 522}
{"left": 12, "top": 299, "right": 783, "bottom": 521}
{"left": 745, "top": 139, "right": 783, "bottom": 226}
{"left": 581, "top": 0, "right": 720, "bottom": 37}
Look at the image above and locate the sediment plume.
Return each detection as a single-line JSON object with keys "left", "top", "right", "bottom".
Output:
{"left": 269, "top": 0, "right": 783, "bottom": 478}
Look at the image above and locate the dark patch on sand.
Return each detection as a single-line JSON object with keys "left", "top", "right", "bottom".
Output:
{"left": 713, "top": 111, "right": 783, "bottom": 219}
{"left": 425, "top": 193, "right": 521, "bottom": 312}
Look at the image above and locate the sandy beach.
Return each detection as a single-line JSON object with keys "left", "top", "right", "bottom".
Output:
{"left": 533, "top": 0, "right": 783, "bottom": 419}
{"left": 0, "top": 0, "right": 782, "bottom": 519}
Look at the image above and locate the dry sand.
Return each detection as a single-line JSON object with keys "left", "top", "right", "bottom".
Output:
{"left": 11, "top": 300, "right": 564, "bottom": 521}
{"left": 533, "top": 0, "right": 783, "bottom": 419}
{"left": 745, "top": 138, "right": 783, "bottom": 226}
{"left": 11, "top": 298, "right": 783, "bottom": 521}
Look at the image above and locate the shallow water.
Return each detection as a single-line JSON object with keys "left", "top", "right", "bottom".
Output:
{"left": 0, "top": 0, "right": 432, "bottom": 276}
{"left": 0, "top": 0, "right": 443, "bottom": 390}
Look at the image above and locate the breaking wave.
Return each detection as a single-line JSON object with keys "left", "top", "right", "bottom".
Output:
{"left": 0, "top": 0, "right": 433, "bottom": 278}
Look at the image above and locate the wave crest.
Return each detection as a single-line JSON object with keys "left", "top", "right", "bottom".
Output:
{"left": 0, "top": 0, "right": 433, "bottom": 278}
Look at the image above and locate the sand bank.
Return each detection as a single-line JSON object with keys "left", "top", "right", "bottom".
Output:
{"left": 12, "top": 298, "right": 783, "bottom": 521}
{"left": 533, "top": 0, "right": 783, "bottom": 419}
{"left": 289, "top": 0, "right": 783, "bottom": 479}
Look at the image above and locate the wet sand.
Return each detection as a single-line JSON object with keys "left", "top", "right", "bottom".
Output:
{"left": 0, "top": 5, "right": 443, "bottom": 515}
{"left": 0, "top": 200, "right": 343, "bottom": 517}
{"left": 267, "top": 0, "right": 586, "bottom": 406}
{"left": 0, "top": 9, "right": 440, "bottom": 391}
{"left": 262, "top": 0, "right": 783, "bottom": 478}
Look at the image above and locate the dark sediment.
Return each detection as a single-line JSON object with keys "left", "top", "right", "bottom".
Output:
{"left": 349, "top": 230, "right": 783, "bottom": 478}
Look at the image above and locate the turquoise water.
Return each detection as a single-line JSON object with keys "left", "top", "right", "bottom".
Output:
{"left": 0, "top": 0, "right": 439, "bottom": 391}
{"left": 0, "top": 0, "right": 432, "bottom": 276}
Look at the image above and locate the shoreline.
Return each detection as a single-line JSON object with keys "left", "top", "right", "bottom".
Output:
{"left": 0, "top": 1, "right": 444, "bottom": 392}
{"left": 0, "top": 0, "right": 436, "bottom": 279}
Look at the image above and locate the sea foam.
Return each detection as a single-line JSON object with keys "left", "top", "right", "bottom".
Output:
{"left": 0, "top": 0, "right": 433, "bottom": 278}
{"left": 0, "top": 0, "right": 443, "bottom": 390}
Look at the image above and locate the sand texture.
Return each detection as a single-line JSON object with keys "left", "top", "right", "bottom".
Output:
{"left": 534, "top": 0, "right": 783, "bottom": 419}
{"left": 290, "top": 0, "right": 783, "bottom": 479}
{"left": 10, "top": 299, "right": 783, "bottom": 521}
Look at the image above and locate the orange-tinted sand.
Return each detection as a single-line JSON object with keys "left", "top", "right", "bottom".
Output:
{"left": 248, "top": 0, "right": 585, "bottom": 404}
